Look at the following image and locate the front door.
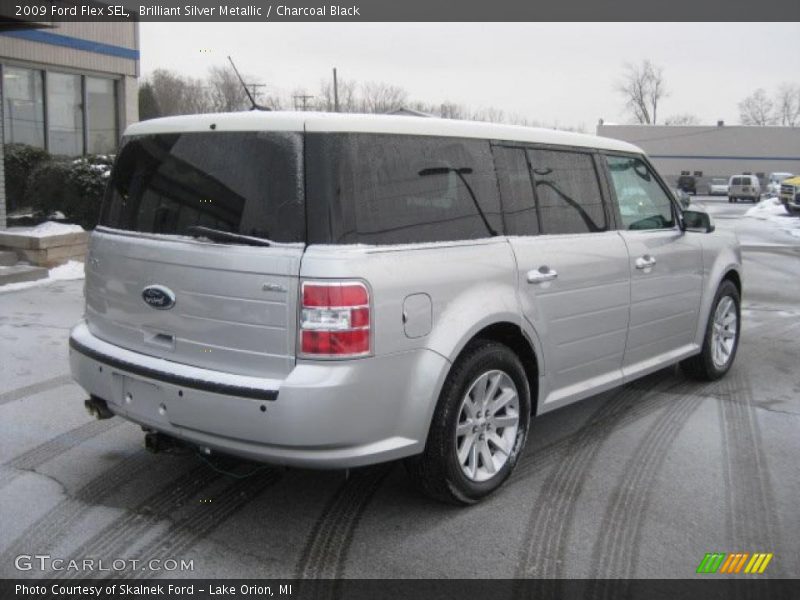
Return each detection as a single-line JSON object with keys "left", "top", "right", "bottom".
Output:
{"left": 603, "top": 154, "right": 703, "bottom": 379}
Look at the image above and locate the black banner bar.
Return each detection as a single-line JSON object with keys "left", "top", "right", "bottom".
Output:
{"left": 2, "top": 579, "right": 799, "bottom": 600}
{"left": 1, "top": 0, "right": 800, "bottom": 22}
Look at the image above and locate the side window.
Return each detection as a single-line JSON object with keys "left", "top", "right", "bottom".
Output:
{"left": 527, "top": 148, "right": 607, "bottom": 235}
{"left": 310, "top": 134, "right": 502, "bottom": 245}
{"left": 605, "top": 155, "right": 676, "bottom": 231}
{"left": 493, "top": 146, "right": 538, "bottom": 236}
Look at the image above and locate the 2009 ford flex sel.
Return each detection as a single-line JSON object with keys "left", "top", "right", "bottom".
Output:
{"left": 70, "top": 113, "right": 742, "bottom": 504}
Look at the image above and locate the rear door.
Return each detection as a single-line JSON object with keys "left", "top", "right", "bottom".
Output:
{"left": 87, "top": 130, "right": 306, "bottom": 380}
{"left": 495, "top": 145, "right": 630, "bottom": 411}
{"left": 603, "top": 154, "right": 703, "bottom": 379}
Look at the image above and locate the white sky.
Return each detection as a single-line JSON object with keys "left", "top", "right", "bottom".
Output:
{"left": 140, "top": 22, "right": 800, "bottom": 129}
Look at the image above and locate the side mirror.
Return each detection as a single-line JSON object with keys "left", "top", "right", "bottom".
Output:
{"left": 682, "top": 209, "right": 715, "bottom": 233}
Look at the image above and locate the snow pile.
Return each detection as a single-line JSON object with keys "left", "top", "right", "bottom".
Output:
{"left": 0, "top": 260, "right": 85, "bottom": 293}
{"left": 49, "top": 260, "right": 86, "bottom": 281}
{"left": 1, "top": 222, "right": 84, "bottom": 238}
{"left": 744, "top": 197, "right": 786, "bottom": 220}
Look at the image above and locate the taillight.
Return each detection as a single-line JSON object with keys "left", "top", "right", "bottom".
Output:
{"left": 300, "top": 281, "right": 371, "bottom": 357}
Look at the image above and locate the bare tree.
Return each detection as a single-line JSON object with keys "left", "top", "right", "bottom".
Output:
{"left": 436, "top": 102, "right": 467, "bottom": 119}
{"left": 207, "top": 65, "right": 250, "bottom": 112}
{"left": 472, "top": 106, "right": 506, "bottom": 123}
{"left": 147, "top": 69, "right": 211, "bottom": 116}
{"left": 138, "top": 81, "right": 160, "bottom": 121}
{"left": 739, "top": 89, "right": 776, "bottom": 126}
{"left": 774, "top": 83, "right": 800, "bottom": 127}
{"left": 359, "top": 81, "right": 408, "bottom": 114}
{"left": 318, "top": 77, "right": 358, "bottom": 112}
{"left": 664, "top": 113, "right": 700, "bottom": 126}
{"left": 616, "top": 60, "right": 668, "bottom": 124}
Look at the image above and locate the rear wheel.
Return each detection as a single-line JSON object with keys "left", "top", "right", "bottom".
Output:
{"left": 681, "top": 280, "right": 740, "bottom": 380}
{"left": 405, "top": 340, "right": 531, "bottom": 504}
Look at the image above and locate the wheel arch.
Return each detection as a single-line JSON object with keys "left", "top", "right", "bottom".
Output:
{"left": 722, "top": 268, "right": 742, "bottom": 297}
{"left": 455, "top": 321, "right": 540, "bottom": 415}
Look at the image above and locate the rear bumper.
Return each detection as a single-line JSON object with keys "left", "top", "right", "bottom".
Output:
{"left": 69, "top": 321, "right": 449, "bottom": 468}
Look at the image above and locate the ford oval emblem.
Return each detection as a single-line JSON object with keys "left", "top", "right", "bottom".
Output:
{"left": 141, "top": 285, "right": 176, "bottom": 310}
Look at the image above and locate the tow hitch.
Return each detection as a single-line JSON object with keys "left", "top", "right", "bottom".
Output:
{"left": 144, "top": 431, "right": 190, "bottom": 454}
{"left": 84, "top": 396, "right": 114, "bottom": 420}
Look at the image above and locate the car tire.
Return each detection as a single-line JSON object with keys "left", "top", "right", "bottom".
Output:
{"left": 680, "top": 280, "right": 740, "bottom": 381}
{"left": 404, "top": 340, "right": 531, "bottom": 505}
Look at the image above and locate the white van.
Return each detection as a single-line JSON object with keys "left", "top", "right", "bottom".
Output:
{"left": 728, "top": 175, "right": 761, "bottom": 203}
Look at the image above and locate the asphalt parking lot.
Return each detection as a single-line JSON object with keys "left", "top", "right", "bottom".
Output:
{"left": 1, "top": 197, "right": 798, "bottom": 580}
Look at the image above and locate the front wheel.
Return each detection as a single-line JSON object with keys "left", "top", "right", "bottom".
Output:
{"left": 681, "top": 280, "right": 740, "bottom": 380}
{"left": 405, "top": 341, "right": 531, "bottom": 505}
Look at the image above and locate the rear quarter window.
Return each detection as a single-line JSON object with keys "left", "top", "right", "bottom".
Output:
{"left": 305, "top": 133, "right": 502, "bottom": 245}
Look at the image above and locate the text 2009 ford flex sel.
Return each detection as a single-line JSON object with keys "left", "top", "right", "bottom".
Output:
{"left": 70, "top": 112, "right": 742, "bottom": 504}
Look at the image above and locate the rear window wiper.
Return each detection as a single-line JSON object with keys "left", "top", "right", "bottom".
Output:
{"left": 185, "top": 226, "right": 273, "bottom": 247}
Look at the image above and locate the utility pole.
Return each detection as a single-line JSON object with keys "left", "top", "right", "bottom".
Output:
{"left": 293, "top": 94, "right": 315, "bottom": 111}
{"left": 245, "top": 83, "right": 266, "bottom": 104}
{"left": 333, "top": 67, "right": 339, "bottom": 113}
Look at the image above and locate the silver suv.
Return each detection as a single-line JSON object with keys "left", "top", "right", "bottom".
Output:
{"left": 70, "top": 113, "right": 742, "bottom": 504}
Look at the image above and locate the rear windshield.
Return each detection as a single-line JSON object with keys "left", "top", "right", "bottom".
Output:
{"left": 100, "top": 132, "right": 305, "bottom": 243}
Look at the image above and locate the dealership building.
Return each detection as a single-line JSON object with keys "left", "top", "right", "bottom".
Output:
{"left": 0, "top": 20, "right": 139, "bottom": 228}
{"left": 597, "top": 123, "right": 800, "bottom": 192}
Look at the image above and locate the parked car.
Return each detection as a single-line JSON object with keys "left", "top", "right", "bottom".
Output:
{"left": 677, "top": 174, "right": 697, "bottom": 195}
{"left": 767, "top": 172, "right": 793, "bottom": 197}
{"left": 728, "top": 175, "right": 761, "bottom": 203}
{"left": 674, "top": 188, "right": 691, "bottom": 209}
{"left": 779, "top": 175, "right": 800, "bottom": 215}
{"left": 707, "top": 178, "right": 729, "bottom": 196}
{"left": 70, "top": 113, "right": 742, "bottom": 504}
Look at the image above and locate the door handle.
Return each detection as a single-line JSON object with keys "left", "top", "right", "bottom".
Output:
{"left": 527, "top": 266, "right": 558, "bottom": 283}
{"left": 635, "top": 255, "right": 657, "bottom": 270}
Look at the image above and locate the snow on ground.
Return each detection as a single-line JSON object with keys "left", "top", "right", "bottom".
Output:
{"left": 0, "top": 260, "right": 85, "bottom": 293}
{"left": 0, "top": 222, "right": 84, "bottom": 237}
{"left": 745, "top": 197, "right": 788, "bottom": 221}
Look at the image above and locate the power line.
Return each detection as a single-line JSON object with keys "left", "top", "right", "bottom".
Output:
{"left": 244, "top": 83, "right": 265, "bottom": 103}
{"left": 293, "top": 94, "right": 315, "bottom": 111}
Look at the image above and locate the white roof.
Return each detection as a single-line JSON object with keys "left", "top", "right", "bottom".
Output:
{"left": 126, "top": 111, "right": 642, "bottom": 154}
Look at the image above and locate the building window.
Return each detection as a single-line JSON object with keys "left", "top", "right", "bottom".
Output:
{"left": 2, "top": 66, "right": 45, "bottom": 148}
{"left": 87, "top": 77, "right": 116, "bottom": 154}
{"left": 48, "top": 72, "right": 84, "bottom": 155}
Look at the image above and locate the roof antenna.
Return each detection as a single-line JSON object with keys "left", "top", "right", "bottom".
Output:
{"left": 227, "top": 56, "right": 270, "bottom": 111}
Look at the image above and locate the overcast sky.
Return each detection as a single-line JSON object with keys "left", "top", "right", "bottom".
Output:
{"left": 140, "top": 23, "right": 800, "bottom": 130}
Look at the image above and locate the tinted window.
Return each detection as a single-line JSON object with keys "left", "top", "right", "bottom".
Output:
{"left": 527, "top": 148, "right": 607, "bottom": 235}
{"left": 493, "top": 146, "right": 538, "bottom": 235}
{"left": 606, "top": 155, "right": 675, "bottom": 231}
{"left": 306, "top": 134, "right": 501, "bottom": 244}
{"left": 2, "top": 66, "right": 45, "bottom": 148}
{"left": 100, "top": 132, "right": 305, "bottom": 243}
{"left": 48, "top": 72, "right": 83, "bottom": 155}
